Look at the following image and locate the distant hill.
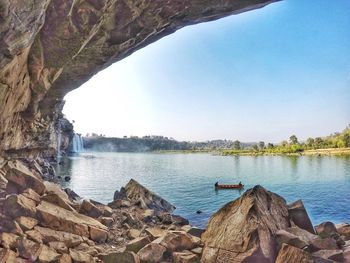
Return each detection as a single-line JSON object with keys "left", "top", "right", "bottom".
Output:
{"left": 83, "top": 135, "right": 254, "bottom": 152}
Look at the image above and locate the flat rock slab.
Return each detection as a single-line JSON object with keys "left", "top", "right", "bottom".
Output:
{"left": 36, "top": 200, "right": 107, "bottom": 238}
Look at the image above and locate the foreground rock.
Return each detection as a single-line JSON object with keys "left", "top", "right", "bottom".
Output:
{"left": 202, "top": 185, "right": 290, "bottom": 262}
{"left": 0, "top": 160, "right": 204, "bottom": 262}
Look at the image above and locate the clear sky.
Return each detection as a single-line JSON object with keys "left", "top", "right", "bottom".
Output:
{"left": 63, "top": 0, "right": 350, "bottom": 143}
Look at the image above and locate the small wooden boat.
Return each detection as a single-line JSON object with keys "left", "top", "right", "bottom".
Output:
{"left": 214, "top": 182, "right": 244, "bottom": 189}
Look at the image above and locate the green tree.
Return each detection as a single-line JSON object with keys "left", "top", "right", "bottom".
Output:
{"left": 289, "top": 135, "right": 298, "bottom": 145}
{"left": 314, "top": 137, "right": 324, "bottom": 148}
{"left": 306, "top": 138, "right": 314, "bottom": 148}
{"left": 252, "top": 144, "right": 259, "bottom": 151}
{"left": 267, "top": 143, "right": 274, "bottom": 149}
{"left": 258, "top": 141, "right": 265, "bottom": 150}
{"left": 343, "top": 133, "right": 350, "bottom": 147}
{"left": 233, "top": 140, "right": 241, "bottom": 150}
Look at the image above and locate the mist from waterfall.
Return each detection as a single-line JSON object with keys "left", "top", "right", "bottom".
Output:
{"left": 71, "top": 133, "right": 84, "bottom": 153}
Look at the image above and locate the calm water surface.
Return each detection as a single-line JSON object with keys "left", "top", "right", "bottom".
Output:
{"left": 55, "top": 152, "right": 350, "bottom": 228}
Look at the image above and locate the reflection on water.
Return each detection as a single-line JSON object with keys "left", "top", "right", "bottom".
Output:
{"left": 55, "top": 152, "right": 350, "bottom": 228}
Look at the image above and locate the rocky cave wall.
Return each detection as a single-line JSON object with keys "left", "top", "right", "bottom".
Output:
{"left": 0, "top": 0, "right": 278, "bottom": 158}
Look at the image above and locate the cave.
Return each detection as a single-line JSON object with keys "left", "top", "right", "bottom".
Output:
{"left": 0, "top": 0, "right": 277, "bottom": 158}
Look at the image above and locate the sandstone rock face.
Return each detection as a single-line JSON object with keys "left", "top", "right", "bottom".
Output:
{"left": 0, "top": 0, "right": 277, "bottom": 157}
{"left": 201, "top": 185, "right": 290, "bottom": 263}
{"left": 288, "top": 199, "right": 316, "bottom": 234}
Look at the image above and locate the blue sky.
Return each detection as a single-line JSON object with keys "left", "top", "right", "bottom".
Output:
{"left": 63, "top": 0, "right": 350, "bottom": 142}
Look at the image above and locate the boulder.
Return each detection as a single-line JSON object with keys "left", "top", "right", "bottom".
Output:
{"left": 0, "top": 232, "right": 20, "bottom": 249}
{"left": 59, "top": 254, "right": 73, "bottom": 263}
{"left": 171, "top": 215, "right": 190, "bottom": 226}
{"left": 173, "top": 251, "right": 200, "bottom": 263}
{"left": 275, "top": 243, "right": 313, "bottom": 263}
{"left": 201, "top": 185, "right": 290, "bottom": 263}
{"left": 36, "top": 200, "right": 107, "bottom": 237}
{"left": 39, "top": 245, "right": 61, "bottom": 263}
{"left": 288, "top": 199, "right": 315, "bottom": 234}
{"left": 284, "top": 226, "right": 318, "bottom": 244}
{"left": 145, "top": 227, "right": 167, "bottom": 240}
{"left": 4, "top": 161, "right": 45, "bottom": 195}
{"left": 126, "top": 236, "right": 151, "bottom": 253}
{"left": 4, "top": 194, "right": 36, "bottom": 218}
{"left": 137, "top": 243, "right": 166, "bottom": 263}
{"left": 108, "top": 199, "right": 131, "bottom": 209}
{"left": 41, "top": 193, "right": 76, "bottom": 211}
{"left": 26, "top": 229, "right": 44, "bottom": 243}
{"left": 276, "top": 229, "right": 309, "bottom": 250}
{"left": 15, "top": 216, "right": 38, "bottom": 231}
{"left": 89, "top": 226, "right": 108, "bottom": 243}
{"left": 69, "top": 249, "right": 95, "bottom": 263}
{"left": 124, "top": 179, "right": 175, "bottom": 212}
{"left": 64, "top": 188, "right": 81, "bottom": 202}
{"left": 310, "top": 237, "right": 339, "bottom": 251}
{"left": 22, "top": 188, "right": 41, "bottom": 204}
{"left": 154, "top": 232, "right": 194, "bottom": 252}
{"left": 44, "top": 181, "right": 73, "bottom": 203}
{"left": 191, "top": 247, "right": 203, "bottom": 255}
{"left": 49, "top": 241, "right": 68, "bottom": 253}
{"left": 0, "top": 248, "right": 17, "bottom": 262}
{"left": 312, "top": 249, "right": 344, "bottom": 262}
{"left": 34, "top": 226, "right": 84, "bottom": 248}
{"left": 315, "top": 222, "right": 338, "bottom": 239}
{"left": 99, "top": 217, "right": 114, "bottom": 227}
{"left": 80, "top": 199, "right": 103, "bottom": 218}
{"left": 335, "top": 222, "right": 350, "bottom": 240}
{"left": 98, "top": 251, "right": 140, "bottom": 263}
{"left": 128, "top": 229, "right": 141, "bottom": 239}
{"left": 113, "top": 187, "right": 127, "bottom": 200}
{"left": 181, "top": 225, "right": 206, "bottom": 238}
{"left": 16, "top": 237, "right": 43, "bottom": 261}
{"left": 0, "top": 217, "right": 24, "bottom": 234}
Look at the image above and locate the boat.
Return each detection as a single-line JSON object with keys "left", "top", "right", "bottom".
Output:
{"left": 214, "top": 182, "right": 244, "bottom": 189}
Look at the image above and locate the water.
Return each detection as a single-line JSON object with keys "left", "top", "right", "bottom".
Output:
{"left": 55, "top": 152, "right": 350, "bottom": 228}
{"left": 71, "top": 134, "right": 84, "bottom": 153}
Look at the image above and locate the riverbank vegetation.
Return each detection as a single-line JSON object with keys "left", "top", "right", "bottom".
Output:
{"left": 222, "top": 125, "right": 350, "bottom": 156}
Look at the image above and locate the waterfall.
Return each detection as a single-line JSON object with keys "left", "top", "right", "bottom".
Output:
{"left": 56, "top": 121, "right": 62, "bottom": 159}
{"left": 72, "top": 133, "right": 84, "bottom": 153}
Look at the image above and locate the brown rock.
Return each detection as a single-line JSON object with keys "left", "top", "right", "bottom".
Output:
{"left": 15, "top": 216, "right": 38, "bottom": 231}
{"left": 173, "top": 251, "right": 200, "bottom": 263}
{"left": 42, "top": 193, "right": 75, "bottom": 211}
{"left": 201, "top": 185, "right": 290, "bottom": 263}
{"left": 284, "top": 226, "right": 318, "bottom": 244}
{"left": 22, "top": 188, "right": 41, "bottom": 204}
{"left": 181, "top": 225, "right": 205, "bottom": 238}
{"left": 16, "top": 237, "right": 43, "bottom": 261}
{"left": 276, "top": 229, "right": 309, "bottom": 250}
{"left": 335, "top": 222, "right": 350, "bottom": 240}
{"left": 98, "top": 251, "right": 140, "bottom": 263}
{"left": 315, "top": 222, "right": 338, "bottom": 239}
{"left": 124, "top": 179, "right": 175, "bottom": 212}
{"left": 0, "top": 217, "right": 24, "bottom": 234}
{"left": 4, "top": 161, "right": 45, "bottom": 195}
{"left": 128, "top": 229, "right": 142, "bottom": 239}
{"left": 4, "top": 194, "right": 36, "bottom": 218}
{"left": 126, "top": 236, "right": 151, "bottom": 253}
{"left": 99, "top": 217, "right": 114, "bottom": 227}
{"left": 275, "top": 243, "right": 313, "bottom": 263}
{"left": 312, "top": 249, "right": 344, "bottom": 262}
{"left": 0, "top": 173, "right": 8, "bottom": 189}
{"left": 59, "top": 254, "right": 72, "bottom": 263}
{"left": 49, "top": 241, "right": 68, "bottom": 253}
{"left": 39, "top": 245, "right": 61, "bottom": 263}
{"left": 36, "top": 200, "right": 107, "bottom": 237}
{"left": 89, "top": 226, "right": 108, "bottom": 243}
{"left": 0, "top": 248, "right": 17, "bottom": 263}
{"left": 80, "top": 199, "right": 103, "bottom": 218}
{"left": 191, "top": 247, "right": 203, "bottom": 255}
{"left": 154, "top": 232, "right": 194, "bottom": 252}
{"left": 0, "top": 232, "right": 20, "bottom": 249}
{"left": 25, "top": 229, "right": 43, "bottom": 243}
{"left": 137, "top": 243, "right": 166, "bottom": 263}
{"left": 145, "top": 227, "right": 167, "bottom": 240}
{"left": 288, "top": 199, "right": 316, "bottom": 234}
{"left": 69, "top": 249, "right": 95, "bottom": 263}
{"left": 108, "top": 199, "right": 131, "bottom": 209}
{"left": 34, "top": 226, "right": 84, "bottom": 248}
{"left": 310, "top": 237, "right": 339, "bottom": 252}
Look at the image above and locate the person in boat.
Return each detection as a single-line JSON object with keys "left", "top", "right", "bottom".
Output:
{"left": 238, "top": 181, "right": 242, "bottom": 187}
{"left": 215, "top": 182, "right": 218, "bottom": 187}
